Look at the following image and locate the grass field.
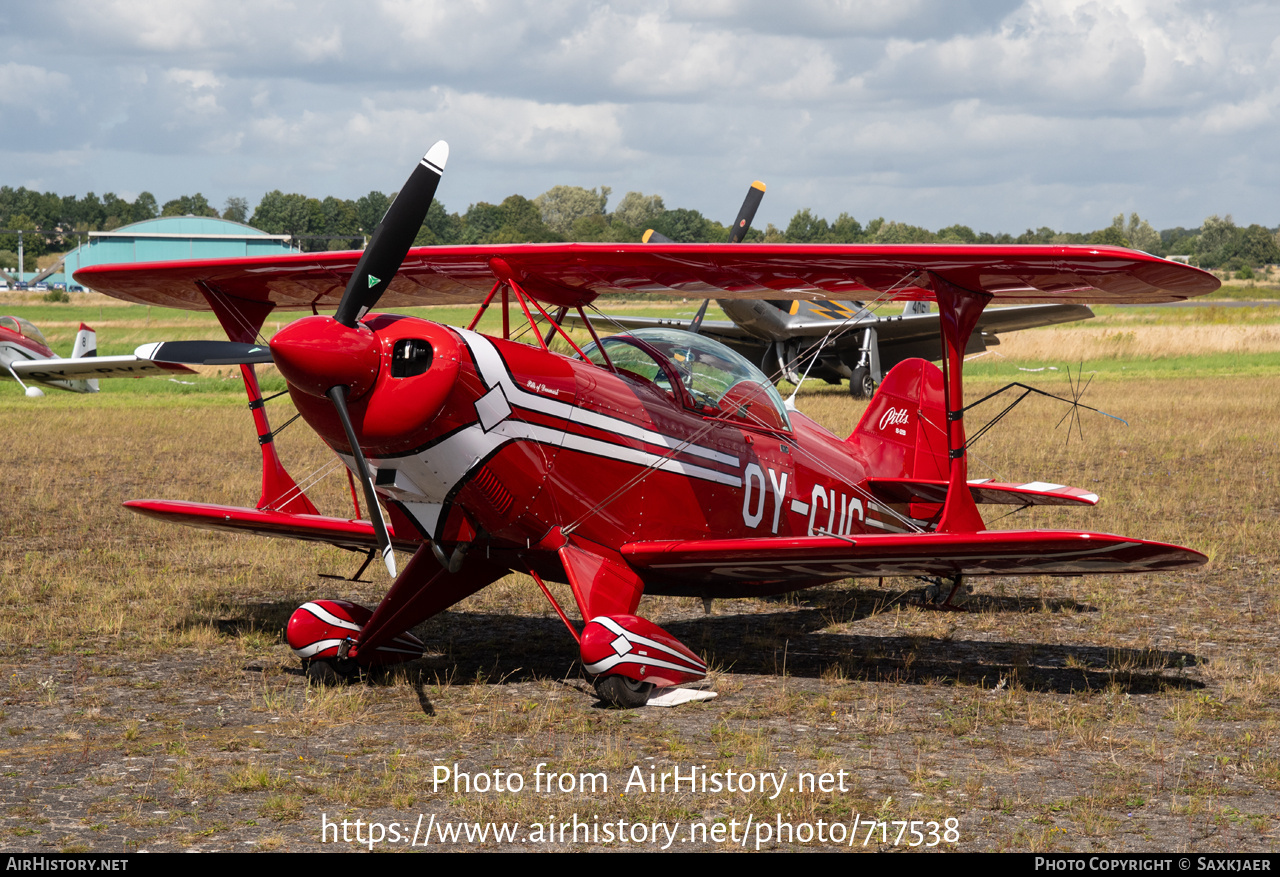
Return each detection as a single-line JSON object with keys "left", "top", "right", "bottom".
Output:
{"left": 1, "top": 293, "right": 1278, "bottom": 852}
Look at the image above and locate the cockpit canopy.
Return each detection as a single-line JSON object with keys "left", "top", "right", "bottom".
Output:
{"left": 582, "top": 328, "right": 791, "bottom": 432}
{"left": 0, "top": 316, "right": 49, "bottom": 348}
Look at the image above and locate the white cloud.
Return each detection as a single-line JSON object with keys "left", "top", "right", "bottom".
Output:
{"left": 0, "top": 63, "right": 71, "bottom": 115}
{"left": 3, "top": 1, "right": 1279, "bottom": 232}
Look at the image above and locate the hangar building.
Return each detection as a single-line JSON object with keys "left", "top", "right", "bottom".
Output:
{"left": 59, "top": 216, "right": 294, "bottom": 287}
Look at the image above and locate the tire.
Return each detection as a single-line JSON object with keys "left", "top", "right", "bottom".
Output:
{"left": 306, "top": 659, "right": 339, "bottom": 685}
{"left": 850, "top": 367, "right": 877, "bottom": 399}
{"left": 594, "top": 674, "right": 655, "bottom": 708}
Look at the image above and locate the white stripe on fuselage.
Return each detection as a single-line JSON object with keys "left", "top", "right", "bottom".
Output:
{"left": 457, "top": 328, "right": 741, "bottom": 469}
{"left": 353, "top": 328, "right": 744, "bottom": 538}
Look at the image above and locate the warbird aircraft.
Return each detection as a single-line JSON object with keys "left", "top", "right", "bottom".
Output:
{"left": 576, "top": 182, "right": 1095, "bottom": 398}
{"left": 78, "top": 141, "right": 1218, "bottom": 707}
{"left": 1, "top": 316, "right": 194, "bottom": 396}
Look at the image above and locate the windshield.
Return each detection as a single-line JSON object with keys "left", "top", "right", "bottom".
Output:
{"left": 582, "top": 328, "right": 791, "bottom": 432}
{"left": 0, "top": 316, "right": 48, "bottom": 348}
{"left": 14, "top": 317, "right": 49, "bottom": 348}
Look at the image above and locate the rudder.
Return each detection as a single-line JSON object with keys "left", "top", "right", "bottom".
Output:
{"left": 846, "top": 358, "right": 948, "bottom": 480}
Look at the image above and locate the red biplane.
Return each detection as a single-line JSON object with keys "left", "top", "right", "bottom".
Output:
{"left": 77, "top": 142, "right": 1218, "bottom": 706}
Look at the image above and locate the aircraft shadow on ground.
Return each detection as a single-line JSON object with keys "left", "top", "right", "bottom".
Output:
{"left": 197, "top": 586, "right": 1202, "bottom": 701}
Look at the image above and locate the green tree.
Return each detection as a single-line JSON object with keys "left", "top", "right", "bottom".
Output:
{"left": 251, "top": 191, "right": 323, "bottom": 240}
{"left": 131, "top": 192, "right": 159, "bottom": 224}
{"left": 461, "top": 196, "right": 558, "bottom": 244}
{"left": 872, "top": 221, "right": 934, "bottom": 244}
{"left": 355, "top": 191, "right": 391, "bottom": 234}
{"left": 534, "top": 185, "right": 610, "bottom": 237}
{"left": 611, "top": 191, "right": 665, "bottom": 232}
{"left": 413, "top": 200, "right": 463, "bottom": 246}
{"left": 936, "top": 224, "right": 976, "bottom": 244}
{"left": 1088, "top": 225, "right": 1130, "bottom": 247}
{"left": 785, "top": 208, "right": 829, "bottom": 243}
{"left": 0, "top": 214, "right": 44, "bottom": 257}
{"left": 1015, "top": 227, "right": 1057, "bottom": 245}
{"left": 650, "top": 207, "right": 714, "bottom": 242}
{"left": 827, "top": 213, "right": 863, "bottom": 243}
{"left": 1116, "top": 213, "right": 1159, "bottom": 252}
{"left": 223, "top": 196, "right": 249, "bottom": 224}
{"left": 570, "top": 213, "right": 610, "bottom": 241}
{"left": 161, "top": 193, "right": 219, "bottom": 218}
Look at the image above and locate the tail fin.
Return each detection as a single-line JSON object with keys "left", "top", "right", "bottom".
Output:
{"left": 72, "top": 323, "right": 97, "bottom": 359}
{"left": 71, "top": 323, "right": 99, "bottom": 392}
{"left": 846, "top": 358, "right": 948, "bottom": 480}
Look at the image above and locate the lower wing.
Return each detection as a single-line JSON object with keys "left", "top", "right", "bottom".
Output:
{"left": 625, "top": 529, "right": 1205, "bottom": 593}
{"left": 124, "top": 500, "right": 419, "bottom": 552}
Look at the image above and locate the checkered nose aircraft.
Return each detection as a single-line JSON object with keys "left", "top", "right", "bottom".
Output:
{"left": 2, "top": 316, "right": 194, "bottom": 397}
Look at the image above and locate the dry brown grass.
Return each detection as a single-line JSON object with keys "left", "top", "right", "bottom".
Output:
{"left": 1, "top": 333, "right": 1278, "bottom": 850}
{"left": 990, "top": 324, "right": 1280, "bottom": 360}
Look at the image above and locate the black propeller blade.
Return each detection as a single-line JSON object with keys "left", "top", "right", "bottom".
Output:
{"left": 726, "top": 180, "right": 765, "bottom": 244}
{"left": 334, "top": 141, "right": 449, "bottom": 328}
{"left": 133, "top": 340, "right": 273, "bottom": 365}
{"left": 327, "top": 384, "right": 397, "bottom": 578}
{"left": 684, "top": 180, "right": 766, "bottom": 334}
{"left": 322, "top": 141, "right": 450, "bottom": 576}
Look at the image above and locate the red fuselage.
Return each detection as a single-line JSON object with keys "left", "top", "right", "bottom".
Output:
{"left": 271, "top": 313, "right": 901, "bottom": 594}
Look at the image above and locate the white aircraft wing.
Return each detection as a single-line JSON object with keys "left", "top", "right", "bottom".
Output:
{"left": 12, "top": 355, "right": 197, "bottom": 381}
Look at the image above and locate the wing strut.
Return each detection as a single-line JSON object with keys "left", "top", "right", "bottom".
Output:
{"left": 930, "top": 273, "right": 990, "bottom": 533}
{"left": 200, "top": 284, "right": 318, "bottom": 516}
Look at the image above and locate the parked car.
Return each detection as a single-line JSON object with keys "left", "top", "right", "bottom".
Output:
{"left": 68, "top": 285, "right": 84, "bottom": 293}
{"left": 15, "top": 282, "right": 28, "bottom": 291}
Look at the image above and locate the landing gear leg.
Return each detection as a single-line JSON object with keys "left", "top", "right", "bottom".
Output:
{"left": 920, "top": 575, "right": 972, "bottom": 609}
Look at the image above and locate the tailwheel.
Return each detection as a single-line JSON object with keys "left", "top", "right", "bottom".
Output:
{"left": 594, "top": 674, "right": 655, "bottom": 709}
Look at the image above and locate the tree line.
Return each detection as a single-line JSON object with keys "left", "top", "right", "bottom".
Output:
{"left": 2, "top": 183, "right": 1277, "bottom": 273}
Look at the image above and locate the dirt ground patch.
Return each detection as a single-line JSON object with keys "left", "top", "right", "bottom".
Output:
{"left": 1, "top": 374, "right": 1278, "bottom": 852}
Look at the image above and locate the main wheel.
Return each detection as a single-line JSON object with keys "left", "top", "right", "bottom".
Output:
{"left": 304, "top": 657, "right": 358, "bottom": 684}
{"left": 305, "top": 659, "right": 340, "bottom": 685}
{"left": 849, "top": 367, "right": 877, "bottom": 399}
{"left": 594, "top": 674, "right": 655, "bottom": 708}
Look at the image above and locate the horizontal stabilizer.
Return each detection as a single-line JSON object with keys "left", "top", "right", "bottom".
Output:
{"left": 624, "top": 529, "right": 1205, "bottom": 587}
{"left": 865, "top": 478, "right": 1099, "bottom": 507}
{"left": 124, "top": 500, "right": 419, "bottom": 552}
{"left": 13, "top": 355, "right": 196, "bottom": 380}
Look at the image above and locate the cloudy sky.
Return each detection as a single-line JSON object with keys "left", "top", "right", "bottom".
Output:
{"left": 3, "top": 1, "right": 1278, "bottom": 234}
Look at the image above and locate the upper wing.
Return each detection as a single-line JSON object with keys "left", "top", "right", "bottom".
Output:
{"left": 625, "top": 529, "right": 1206, "bottom": 590}
{"left": 13, "top": 355, "right": 196, "bottom": 380}
{"left": 75, "top": 243, "right": 1219, "bottom": 311}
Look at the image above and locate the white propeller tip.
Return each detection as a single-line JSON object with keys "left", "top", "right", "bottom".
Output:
{"left": 423, "top": 141, "right": 449, "bottom": 173}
